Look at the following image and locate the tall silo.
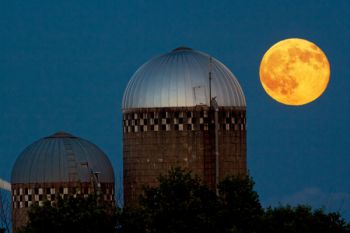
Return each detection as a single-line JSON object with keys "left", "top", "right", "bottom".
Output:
{"left": 122, "top": 47, "right": 247, "bottom": 206}
{"left": 11, "top": 132, "right": 115, "bottom": 232}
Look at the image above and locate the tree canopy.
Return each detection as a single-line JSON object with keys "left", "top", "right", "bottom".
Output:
{"left": 19, "top": 168, "right": 350, "bottom": 233}
{"left": 125, "top": 167, "right": 221, "bottom": 233}
{"left": 18, "top": 196, "right": 118, "bottom": 233}
{"left": 263, "top": 205, "right": 350, "bottom": 233}
{"left": 217, "top": 175, "right": 263, "bottom": 233}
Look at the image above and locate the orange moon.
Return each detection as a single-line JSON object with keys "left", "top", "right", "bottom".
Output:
{"left": 259, "top": 38, "right": 330, "bottom": 105}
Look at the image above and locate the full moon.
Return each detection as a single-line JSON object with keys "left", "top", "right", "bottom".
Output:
{"left": 259, "top": 38, "right": 330, "bottom": 105}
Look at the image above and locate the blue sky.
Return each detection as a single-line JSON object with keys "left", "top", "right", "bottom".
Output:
{"left": 0, "top": 0, "right": 349, "bottom": 218}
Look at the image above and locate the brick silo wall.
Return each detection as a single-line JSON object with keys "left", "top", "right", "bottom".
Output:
{"left": 123, "top": 106, "right": 246, "bottom": 206}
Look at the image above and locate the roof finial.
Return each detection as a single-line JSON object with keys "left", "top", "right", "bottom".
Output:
{"left": 47, "top": 131, "right": 76, "bottom": 138}
{"left": 172, "top": 46, "right": 192, "bottom": 52}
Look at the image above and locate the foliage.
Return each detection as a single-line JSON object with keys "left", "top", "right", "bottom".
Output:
{"left": 120, "top": 168, "right": 349, "bottom": 233}
{"left": 262, "top": 205, "right": 350, "bottom": 233}
{"left": 17, "top": 168, "right": 350, "bottom": 233}
{"left": 128, "top": 167, "right": 221, "bottom": 233}
{"left": 218, "top": 175, "right": 263, "bottom": 233}
{"left": 18, "top": 196, "right": 118, "bottom": 233}
{"left": 118, "top": 206, "right": 147, "bottom": 233}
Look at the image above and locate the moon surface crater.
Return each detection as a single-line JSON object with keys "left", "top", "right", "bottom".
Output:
{"left": 260, "top": 38, "right": 330, "bottom": 105}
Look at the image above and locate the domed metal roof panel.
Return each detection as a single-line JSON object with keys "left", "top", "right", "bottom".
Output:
{"left": 11, "top": 132, "right": 115, "bottom": 184}
{"left": 122, "top": 48, "right": 246, "bottom": 109}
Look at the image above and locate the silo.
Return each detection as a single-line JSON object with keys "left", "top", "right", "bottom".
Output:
{"left": 122, "top": 47, "right": 247, "bottom": 206}
{"left": 11, "top": 132, "right": 115, "bottom": 232}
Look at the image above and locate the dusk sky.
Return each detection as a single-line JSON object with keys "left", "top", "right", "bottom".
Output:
{"left": 0, "top": 0, "right": 349, "bottom": 219}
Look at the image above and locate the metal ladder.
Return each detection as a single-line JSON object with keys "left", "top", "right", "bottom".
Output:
{"left": 63, "top": 140, "right": 78, "bottom": 183}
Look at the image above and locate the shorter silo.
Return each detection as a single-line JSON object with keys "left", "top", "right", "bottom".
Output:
{"left": 11, "top": 131, "right": 115, "bottom": 232}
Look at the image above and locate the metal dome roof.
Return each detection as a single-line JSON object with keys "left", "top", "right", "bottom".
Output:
{"left": 11, "top": 132, "right": 114, "bottom": 184}
{"left": 122, "top": 47, "right": 246, "bottom": 109}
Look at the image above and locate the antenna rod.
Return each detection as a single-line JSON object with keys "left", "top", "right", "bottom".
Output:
{"left": 209, "top": 57, "right": 212, "bottom": 107}
{"left": 208, "top": 56, "right": 220, "bottom": 195}
{"left": 211, "top": 98, "right": 220, "bottom": 196}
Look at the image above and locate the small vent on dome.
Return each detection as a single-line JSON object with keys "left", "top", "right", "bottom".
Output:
{"left": 172, "top": 46, "right": 193, "bottom": 52}
{"left": 46, "top": 131, "right": 77, "bottom": 139}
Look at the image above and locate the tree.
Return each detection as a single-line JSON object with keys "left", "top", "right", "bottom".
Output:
{"left": 20, "top": 168, "right": 350, "bottom": 233}
{"left": 262, "top": 205, "right": 350, "bottom": 233}
{"left": 19, "top": 196, "right": 118, "bottom": 233}
{"left": 118, "top": 206, "right": 147, "bottom": 233}
{"left": 122, "top": 167, "right": 222, "bottom": 233}
{"left": 218, "top": 175, "right": 263, "bottom": 233}
{"left": 121, "top": 168, "right": 350, "bottom": 233}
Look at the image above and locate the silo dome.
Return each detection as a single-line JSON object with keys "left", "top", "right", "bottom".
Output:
{"left": 122, "top": 47, "right": 246, "bottom": 109}
{"left": 11, "top": 131, "right": 114, "bottom": 184}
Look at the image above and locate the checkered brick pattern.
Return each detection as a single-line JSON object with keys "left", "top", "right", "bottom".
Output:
{"left": 123, "top": 109, "right": 246, "bottom": 133}
{"left": 12, "top": 184, "right": 115, "bottom": 209}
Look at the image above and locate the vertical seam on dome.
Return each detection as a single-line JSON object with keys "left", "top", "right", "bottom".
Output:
{"left": 26, "top": 141, "right": 42, "bottom": 184}
{"left": 182, "top": 52, "right": 193, "bottom": 107}
{"left": 58, "top": 139, "right": 63, "bottom": 182}
{"left": 190, "top": 52, "right": 210, "bottom": 106}
{"left": 133, "top": 57, "right": 161, "bottom": 108}
{"left": 42, "top": 139, "right": 49, "bottom": 184}
{"left": 178, "top": 52, "right": 186, "bottom": 106}
{"left": 216, "top": 58, "right": 245, "bottom": 106}
{"left": 75, "top": 139, "right": 97, "bottom": 183}
{"left": 75, "top": 139, "right": 88, "bottom": 183}
{"left": 148, "top": 56, "right": 168, "bottom": 108}
{"left": 123, "top": 59, "right": 154, "bottom": 109}
{"left": 214, "top": 61, "right": 236, "bottom": 106}
{"left": 124, "top": 59, "right": 155, "bottom": 108}
{"left": 219, "top": 61, "right": 246, "bottom": 106}
{"left": 137, "top": 60, "right": 154, "bottom": 108}
{"left": 126, "top": 64, "right": 148, "bottom": 109}
{"left": 13, "top": 142, "right": 36, "bottom": 183}
{"left": 168, "top": 53, "right": 179, "bottom": 107}
{"left": 158, "top": 54, "right": 172, "bottom": 107}
{"left": 52, "top": 139, "right": 59, "bottom": 183}
{"left": 168, "top": 52, "right": 177, "bottom": 106}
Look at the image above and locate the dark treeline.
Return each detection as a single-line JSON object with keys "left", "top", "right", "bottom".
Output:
{"left": 19, "top": 168, "right": 350, "bottom": 233}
